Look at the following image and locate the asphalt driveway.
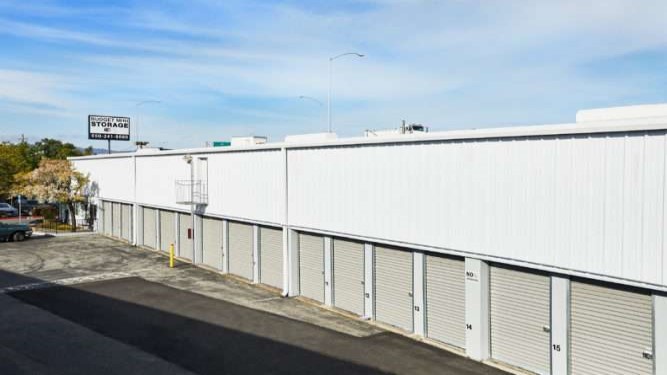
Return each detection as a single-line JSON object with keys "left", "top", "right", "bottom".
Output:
{"left": 0, "top": 235, "right": 508, "bottom": 375}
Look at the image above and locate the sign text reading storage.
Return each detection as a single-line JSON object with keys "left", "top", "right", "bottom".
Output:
{"left": 88, "top": 115, "right": 131, "bottom": 141}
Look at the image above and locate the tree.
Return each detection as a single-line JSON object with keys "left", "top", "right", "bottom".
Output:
{"left": 32, "top": 138, "right": 84, "bottom": 160}
{"left": 0, "top": 142, "right": 33, "bottom": 200}
{"left": 0, "top": 139, "right": 95, "bottom": 199}
{"left": 14, "top": 159, "right": 89, "bottom": 231}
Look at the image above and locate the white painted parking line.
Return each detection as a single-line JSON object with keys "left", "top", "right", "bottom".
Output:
{"left": 0, "top": 271, "right": 134, "bottom": 294}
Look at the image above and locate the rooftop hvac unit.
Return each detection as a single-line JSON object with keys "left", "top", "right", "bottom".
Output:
{"left": 230, "top": 136, "right": 267, "bottom": 147}
{"left": 576, "top": 103, "right": 667, "bottom": 122}
{"left": 365, "top": 121, "right": 429, "bottom": 137}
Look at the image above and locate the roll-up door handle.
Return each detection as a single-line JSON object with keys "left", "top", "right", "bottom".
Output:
{"left": 408, "top": 292, "right": 413, "bottom": 297}
{"left": 643, "top": 350, "right": 653, "bottom": 360}
{"left": 542, "top": 325, "right": 551, "bottom": 333}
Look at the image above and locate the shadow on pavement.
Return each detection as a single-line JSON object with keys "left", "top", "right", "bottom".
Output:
{"left": 5, "top": 271, "right": 387, "bottom": 375}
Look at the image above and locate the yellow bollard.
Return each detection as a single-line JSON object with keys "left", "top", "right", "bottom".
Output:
{"left": 169, "top": 243, "right": 175, "bottom": 268}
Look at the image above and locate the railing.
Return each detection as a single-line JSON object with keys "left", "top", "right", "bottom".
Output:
{"left": 175, "top": 180, "right": 209, "bottom": 205}
{"left": 33, "top": 218, "right": 92, "bottom": 233}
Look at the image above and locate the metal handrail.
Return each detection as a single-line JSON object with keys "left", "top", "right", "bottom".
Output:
{"left": 175, "top": 180, "right": 208, "bottom": 205}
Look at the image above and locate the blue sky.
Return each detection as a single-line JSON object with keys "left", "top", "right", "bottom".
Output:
{"left": 1, "top": 0, "right": 666, "bottom": 150}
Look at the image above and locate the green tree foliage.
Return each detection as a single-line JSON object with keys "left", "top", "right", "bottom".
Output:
{"left": 0, "top": 138, "right": 92, "bottom": 200}
{"left": 0, "top": 143, "right": 31, "bottom": 199}
{"left": 32, "top": 138, "right": 85, "bottom": 160}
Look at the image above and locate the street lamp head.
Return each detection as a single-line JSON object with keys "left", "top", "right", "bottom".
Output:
{"left": 136, "top": 100, "right": 162, "bottom": 106}
{"left": 299, "top": 95, "right": 324, "bottom": 106}
{"left": 330, "top": 52, "right": 366, "bottom": 61}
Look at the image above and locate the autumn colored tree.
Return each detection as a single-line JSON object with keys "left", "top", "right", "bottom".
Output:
{"left": 0, "top": 139, "right": 93, "bottom": 199}
{"left": 14, "top": 160, "right": 89, "bottom": 231}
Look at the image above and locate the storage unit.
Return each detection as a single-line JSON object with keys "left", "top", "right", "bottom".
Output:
{"left": 120, "top": 204, "right": 132, "bottom": 242}
{"left": 96, "top": 203, "right": 103, "bottom": 234}
{"left": 103, "top": 201, "right": 112, "bottom": 235}
{"left": 111, "top": 202, "right": 121, "bottom": 237}
{"left": 178, "top": 213, "right": 193, "bottom": 260}
{"left": 374, "top": 245, "right": 413, "bottom": 332}
{"left": 142, "top": 207, "right": 156, "bottom": 249}
{"left": 259, "top": 226, "right": 283, "bottom": 289}
{"left": 159, "top": 210, "right": 176, "bottom": 252}
{"left": 490, "top": 265, "right": 550, "bottom": 375}
{"left": 298, "top": 233, "right": 325, "bottom": 303}
{"left": 202, "top": 217, "right": 223, "bottom": 269}
{"left": 425, "top": 254, "right": 466, "bottom": 348}
{"left": 570, "top": 281, "right": 654, "bottom": 375}
{"left": 332, "top": 238, "right": 365, "bottom": 316}
{"left": 228, "top": 221, "right": 254, "bottom": 280}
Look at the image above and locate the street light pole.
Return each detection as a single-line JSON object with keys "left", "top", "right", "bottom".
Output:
{"left": 299, "top": 95, "right": 325, "bottom": 132}
{"left": 135, "top": 100, "right": 162, "bottom": 149}
{"left": 327, "top": 52, "right": 364, "bottom": 133}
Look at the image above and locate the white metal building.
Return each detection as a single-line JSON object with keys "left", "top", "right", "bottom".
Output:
{"left": 72, "top": 103, "right": 667, "bottom": 375}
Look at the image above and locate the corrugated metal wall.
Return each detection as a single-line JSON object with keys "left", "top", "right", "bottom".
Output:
{"left": 75, "top": 158, "right": 134, "bottom": 202}
{"left": 135, "top": 155, "right": 191, "bottom": 211}
{"left": 206, "top": 150, "right": 284, "bottom": 224}
{"left": 74, "top": 129, "right": 667, "bottom": 288}
{"left": 288, "top": 132, "right": 667, "bottom": 287}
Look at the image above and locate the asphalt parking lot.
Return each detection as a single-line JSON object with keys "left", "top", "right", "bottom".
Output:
{"left": 0, "top": 234, "right": 508, "bottom": 375}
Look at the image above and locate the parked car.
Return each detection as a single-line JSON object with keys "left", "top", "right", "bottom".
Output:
{"left": 13, "top": 199, "right": 39, "bottom": 215}
{"left": 0, "top": 221, "right": 32, "bottom": 241}
{"left": 0, "top": 203, "right": 18, "bottom": 217}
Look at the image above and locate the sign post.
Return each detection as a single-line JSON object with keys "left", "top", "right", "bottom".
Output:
{"left": 88, "top": 115, "right": 131, "bottom": 153}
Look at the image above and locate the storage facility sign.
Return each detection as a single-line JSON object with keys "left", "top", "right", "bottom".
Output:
{"left": 88, "top": 115, "right": 131, "bottom": 140}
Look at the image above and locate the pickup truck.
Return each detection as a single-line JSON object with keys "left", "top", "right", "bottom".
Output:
{"left": 0, "top": 222, "right": 33, "bottom": 241}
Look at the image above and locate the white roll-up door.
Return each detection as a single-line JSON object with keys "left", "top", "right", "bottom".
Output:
{"left": 202, "top": 217, "right": 223, "bottom": 269}
{"left": 103, "top": 201, "right": 112, "bottom": 235}
{"left": 178, "top": 213, "right": 193, "bottom": 260}
{"left": 490, "top": 265, "right": 550, "bottom": 375}
{"left": 298, "top": 233, "right": 324, "bottom": 303}
{"left": 228, "top": 221, "right": 253, "bottom": 280}
{"left": 332, "top": 238, "right": 364, "bottom": 316}
{"left": 112, "top": 202, "right": 121, "bottom": 238}
{"left": 121, "top": 204, "right": 132, "bottom": 242}
{"left": 96, "top": 203, "right": 103, "bottom": 234}
{"left": 570, "top": 281, "right": 653, "bottom": 375}
{"left": 142, "top": 207, "right": 156, "bottom": 249}
{"left": 259, "top": 226, "right": 283, "bottom": 289}
{"left": 425, "top": 254, "right": 466, "bottom": 349}
{"left": 159, "top": 211, "right": 176, "bottom": 252}
{"left": 374, "top": 245, "right": 413, "bottom": 332}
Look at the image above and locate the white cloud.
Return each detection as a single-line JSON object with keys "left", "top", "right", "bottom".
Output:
{"left": 1, "top": 0, "right": 666, "bottom": 148}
